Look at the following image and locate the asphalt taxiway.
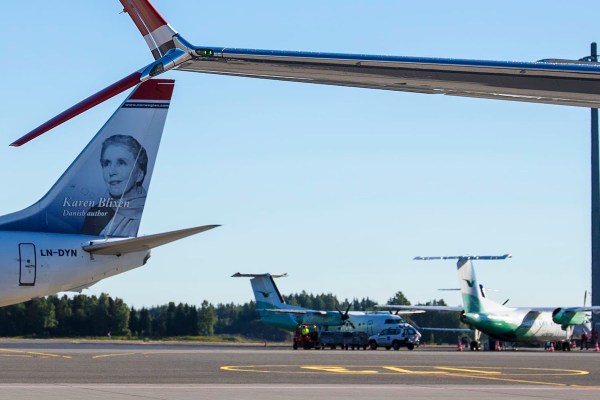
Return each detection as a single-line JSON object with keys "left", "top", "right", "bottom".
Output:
{"left": 0, "top": 340, "right": 598, "bottom": 399}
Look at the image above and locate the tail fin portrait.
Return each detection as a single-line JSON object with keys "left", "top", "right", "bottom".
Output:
{"left": 0, "top": 79, "right": 175, "bottom": 238}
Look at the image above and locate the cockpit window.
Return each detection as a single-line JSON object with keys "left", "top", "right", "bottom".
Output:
{"left": 384, "top": 319, "right": 398, "bottom": 324}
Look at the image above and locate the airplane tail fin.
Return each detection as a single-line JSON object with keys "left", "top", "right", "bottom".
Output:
{"left": 231, "top": 273, "right": 289, "bottom": 309}
{"left": 0, "top": 79, "right": 175, "bottom": 238}
{"left": 120, "top": 0, "right": 178, "bottom": 60}
{"left": 415, "top": 255, "right": 511, "bottom": 314}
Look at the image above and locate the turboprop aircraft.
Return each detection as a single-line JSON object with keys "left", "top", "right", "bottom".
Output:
{"left": 0, "top": 79, "right": 218, "bottom": 307}
{"left": 378, "top": 255, "right": 600, "bottom": 350}
{"left": 12, "top": 0, "right": 600, "bottom": 146}
{"left": 232, "top": 273, "right": 419, "bottom": 335}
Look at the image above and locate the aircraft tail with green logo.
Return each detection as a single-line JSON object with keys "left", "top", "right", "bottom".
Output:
{"left": 382, "top": 254, "right": 600, "bottom": 343}
{"left": 415, "top": 255, "right": 512, "bottom": 314}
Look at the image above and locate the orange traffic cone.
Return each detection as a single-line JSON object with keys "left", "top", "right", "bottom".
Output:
{"left": 550, "top": 342, "right": 555, "bottom": 352}
{"left": 457, "top": 339, "right": 463, "bottom": 351}
{"left": 595, "top": 341, "right": 599, "bottom": 352}
{"left": 495, "top": 341, "right": 500, "bottom": 351}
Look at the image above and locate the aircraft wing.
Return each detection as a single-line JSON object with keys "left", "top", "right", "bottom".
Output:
{"left": 82, "top": 225, "right": 219, "bottom": 255}
{"left": 377, "top": 305, "right": 464, "bottom": 312}
{"left": 419, "top": 327, "right": 473, "bottom": 332}
{"left": 264, "top": 309, "right": 347, "bottom": 326}
{"left": 264, "top": 309, "right": 327, "bottom": 316}
{"left": 12, "top": 0, "right": 600, "bottom": 146}
{"left": 175, "top": 50, "right": 600, "bottom": 109}
{"left": 524, "top": 306, "right": 600, "bottom": 313}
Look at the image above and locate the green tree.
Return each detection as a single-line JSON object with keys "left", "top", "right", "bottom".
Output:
{"left": 24, "top": 298, "right": 57, "bottom": 336}
{"left": 387, "top": 291, "right": 411, "bottom": 305}
{"left": 108, "top": 297, "right": 130, "bottom": 336}
{"left": 138, "top": 307, "right": 152, "bottom": 337}
{"left": 0, "top": 303, "right": 26, "bottom": 336}
{"left": 198, "top": 300, "right": 216, "bottom": 336}
{"left": 165, "top": 302, "right": 177, "bottom": 336}
{"left": 51, "top": 295, "right": 73, "bottom": 336}
{"left": 129, "top": 307, "right": 139, "bottom": 336}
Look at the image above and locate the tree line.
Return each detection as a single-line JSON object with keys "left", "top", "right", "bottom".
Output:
{"left": 0, "top": 291, "right": 464, "bottom": 343}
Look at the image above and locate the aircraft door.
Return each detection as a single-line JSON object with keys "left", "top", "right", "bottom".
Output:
{"left": 18, "top": 243, "right": 36, "bottom": 286}
{"left": 367, "top": 320, "right": 373, "bottom": 335}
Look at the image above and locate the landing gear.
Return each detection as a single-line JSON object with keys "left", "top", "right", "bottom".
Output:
{"left": 470, "top": 340, "right": 480, "bottom": 351}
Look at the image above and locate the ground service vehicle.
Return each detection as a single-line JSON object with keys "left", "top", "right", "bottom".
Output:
{"left": 319, "top": 331, "right": 369, "bottom": 350}
{"left": 293, "top": 324, "right": 319, "bottom": 350}
{"left": 368, "top": 324, "right": 421, "bottom": 350}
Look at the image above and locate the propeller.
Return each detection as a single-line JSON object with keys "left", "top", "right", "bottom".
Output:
{"left": 336, "top": 304, "right": 356, "bottom": 329}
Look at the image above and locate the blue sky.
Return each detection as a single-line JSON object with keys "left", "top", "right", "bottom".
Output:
{"left": 1, "top": 0, "right": 599, "bottom": 309}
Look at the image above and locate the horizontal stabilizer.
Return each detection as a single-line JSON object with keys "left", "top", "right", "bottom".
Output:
{"left": 414, "top": 254, "right": 511, "bottom": 261}
{"left": 231, "top": 273, "right": 288, "bottom": 278}
{"left": 83, "top": 224, "right": 219, "bottom": 255}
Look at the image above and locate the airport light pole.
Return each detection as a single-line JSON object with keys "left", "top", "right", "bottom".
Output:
{"left": 591, "top": 42, "right": 599, "bottom": 331}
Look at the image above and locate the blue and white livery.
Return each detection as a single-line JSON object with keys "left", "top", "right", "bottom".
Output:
{"left": 0, "top": 79, "right": 218, "bottom": 307}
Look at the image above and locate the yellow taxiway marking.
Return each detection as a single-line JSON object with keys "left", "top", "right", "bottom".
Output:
{"left": 92, "top": 351, "right": 163, "bottom": 359}
{"left": 383, "top": 366, "right": 446, "bottom": 374}
{"left": 221, "top": 365, "right": 287, "bottom": 374}
{"left": 0, "top": 354, "right": 33, "bottom": 358}
{"left": 93, "top": 353, "right": 135, "bottom": 359}
{"left": 0, "top": 348, "right": 71, "bottom": 359}
{"left": 221, "top": 364, "right": 594, "bottom": 387}
{"left": 435, "top": 366, "right": 502, "bottom": 375}
{"left": 302, "top": 366, "right": 378, "bottom": 374}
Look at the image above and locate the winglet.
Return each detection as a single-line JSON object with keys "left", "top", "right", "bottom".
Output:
{"left": 120, "top": 0, "right": 177, "bottom": 60}
{"left": 11, "top": 1, "right": 196, "bottom": 146}
{"left": 10, "top": 72, "right": 143, "bottom": 147}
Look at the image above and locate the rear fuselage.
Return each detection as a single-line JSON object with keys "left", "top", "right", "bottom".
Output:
{"left": 464, "top": 308, "right": 570, "bottom": 342}
{"left": 0, "top": 231, "right": 149, "bottom": 307}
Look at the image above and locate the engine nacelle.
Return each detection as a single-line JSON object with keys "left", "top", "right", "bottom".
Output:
{"left": 552, "top": 308, "right": 588, "bottom": 325}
